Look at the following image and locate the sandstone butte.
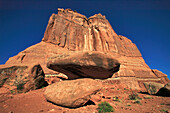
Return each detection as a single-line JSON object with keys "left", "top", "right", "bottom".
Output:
{"left": 2, "top": 8, "right": 169, "bottom": 90}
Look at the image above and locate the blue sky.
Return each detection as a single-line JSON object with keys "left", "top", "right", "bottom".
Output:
{"left": 0, "top": 0, "right": 170, "bottom": 79}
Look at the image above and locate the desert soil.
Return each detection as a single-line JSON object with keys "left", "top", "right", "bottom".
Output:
{"left": 0, "top": 84, "right": 170, "bottom": 113}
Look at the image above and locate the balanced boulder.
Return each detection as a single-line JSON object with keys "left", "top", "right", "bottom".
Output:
{"left": 47, "top": 51, "right": 120, "bottom": 79}
{"left": 44, "top": 78, "right": 102, "bottom": 108}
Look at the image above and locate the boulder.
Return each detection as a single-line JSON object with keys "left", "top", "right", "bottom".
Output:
{"left": 143, "top": 82, "right": 164, "bottom": 95}
{"left": 47, "top": 51, "right": 120, "bottom": 79}
{"left": 44, "top": 78, "right": 102, "bottom": 108}
{"left": 0, "top": 64, "right": 45, "bottom": 93}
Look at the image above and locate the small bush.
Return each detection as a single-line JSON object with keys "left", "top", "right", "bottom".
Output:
{"left": 127, "top": 104, "right": 131, "bottom": 106}
{"left": 160, "top": 109, "right": 168, "bottom": 112}
{"left": 10, "top": 90, "right": 14, "bottom": 94}
{"left": 144, "top": 96, "right": 152, "bottom": 99}
{"left": 134, "top": 100, "right": 141, "bottom": 105}
{"left": 124, "top": 88, "right": 129, "bottom": 90}
{"left": 137, "top": 97, "right": 142, "bottom": 100}
{"left": 129, "top": 91, "right": 138, "bottom": 100}
{"left": 160, "top": 103, "right": 165, "bottom": 105}
{"left": 97, "top": 101, "right": 114, "bottom": 113}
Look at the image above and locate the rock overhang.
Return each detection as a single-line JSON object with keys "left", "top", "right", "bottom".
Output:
{"left": 47, "top": 51, "right": 120, "bottom": 79}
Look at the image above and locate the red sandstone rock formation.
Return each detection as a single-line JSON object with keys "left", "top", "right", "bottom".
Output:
{"left": 0, "top": 64, "right": 45, "bottom": 93}
{"left": 47, "top": 51, "right": 120, "bottom": 79}
{"left": 152, "top": 69, "right": 169, "bottom": 83}
{"left": 44, "top": 78, "right": 102, "bottom": 108}
{"left": 143, "top": 82, "right": 164, "bottom": 95}
{"left": 3, "top": 8, "right": 169, "bottom": 88}
{"left": 42, "top": 8, "right": 141, "bottom": 56}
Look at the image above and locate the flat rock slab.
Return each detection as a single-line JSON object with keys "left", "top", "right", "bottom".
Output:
{"left": 44, "top": 78, "right": 102, "bottom": 108}
{"left": 47, "top": 51, "right": 120, "bottom": 79}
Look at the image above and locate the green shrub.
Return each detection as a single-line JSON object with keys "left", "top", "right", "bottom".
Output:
{"left": 137, "top": 97, "right": 142, "bottom": 100}
{"left": 97, "top": 101, "right": 114, "bottom": 113}
{"left": 127, "top": 104, "right": 131, "bottom": 106}
{"left": 144, "top": 96, "right": 152, "bottom": 99}
{"left": 160, "top": 109, "right": 168, "bottom": 112}
{"left": 124, "top": 88, "right": 129, "bottom": 90}
{"left": 10, "top": 90, "right": 14, "bottom": 94}
{"left": 134, "top": 100, "right": 141, "bottom": 105}
{"left": 160, "top": 103, "right": 165, "bottom": 105}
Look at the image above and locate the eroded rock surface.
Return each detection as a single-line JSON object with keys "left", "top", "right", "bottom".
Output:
{"left": 47, "top": 51, "right": 120, "bottom": 79}
{"left": 0, "top": 64, "right": 45, "bottom": 93}
{"left": 44, "top": 78, "right": 102, "bottom": 108}
{"left": 42, "top": 8, "right": 141, "bottom": 57}
{"left": 143, "top": 82, "right": 164, "bottom": 95}
{"left": 152, "top": 69, "right": 169, "bottom": 84}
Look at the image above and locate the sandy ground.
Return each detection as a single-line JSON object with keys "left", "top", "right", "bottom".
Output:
{"left": 0, "top": 84, "right": 170, "bottom": 113}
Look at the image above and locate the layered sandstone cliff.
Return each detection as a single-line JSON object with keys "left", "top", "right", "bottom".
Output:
{"left": 4, "top": 8, "right": 169, "bottom": 87}
{"left": 42, "top": 8, "right": 141, "bottom": 57}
